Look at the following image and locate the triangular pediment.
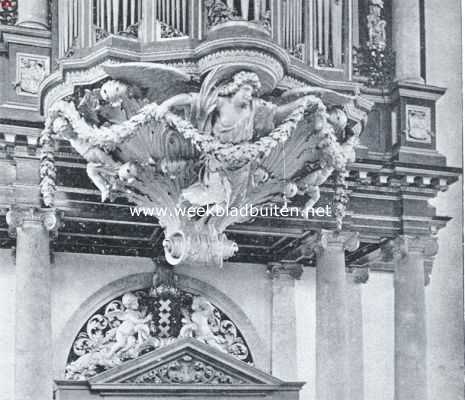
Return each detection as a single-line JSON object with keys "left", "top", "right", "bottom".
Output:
{"left": 89, "top": 338, "right": 283, "bottom": 387}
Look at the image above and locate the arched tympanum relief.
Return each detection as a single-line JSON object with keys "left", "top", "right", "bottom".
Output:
{"left": 65, "top": 266, "right": 253, "bottom": 380}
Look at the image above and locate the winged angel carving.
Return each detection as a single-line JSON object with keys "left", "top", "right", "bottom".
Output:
{"left": 45, "top": 63, "right": 362, "bottom": 265}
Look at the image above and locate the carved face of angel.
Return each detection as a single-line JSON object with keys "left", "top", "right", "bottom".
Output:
{"left": 328, "top": 108, "right": 348, "bottom": 134}
{"left": 118, "top": 162, "right": 138, "bottom": 183}
{"left": 122, "top": 293, "right": 139, "bottom": 310}
{"left": 52, "top": 117, "right": 76, "bottom": 139}
{"left": 232, "top": 84, "right": 254, "bottom": 108}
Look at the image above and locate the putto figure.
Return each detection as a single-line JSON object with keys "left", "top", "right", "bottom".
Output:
{"left": 104, "top": 293, "right": 153, "bottom": 357}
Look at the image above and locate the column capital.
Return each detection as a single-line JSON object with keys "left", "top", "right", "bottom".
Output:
{"left": 302, "top": 230, "right": 360, "bottom": 257}
{"left": 384, "top": 235, "right": 438, "bottom": 259}
{"left": 6, "top": 207, "right": 61, "bottom": 237}
{"left": 268, "top": 262, "right": 303, "bottom": 280}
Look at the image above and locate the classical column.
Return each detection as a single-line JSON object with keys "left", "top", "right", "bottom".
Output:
{"left": 346, "top": 268, "right": 369, "bottom": 400}
{"left": 16, "top": 0, "right": 49, "bottom": 29}
{"left": 392, "top": 0, "right": 423, "bottom": 83}
{"left": 391, "top": 236, "right": 437, "bottom": 400}
{"left": 7, "top": 207, "right": 59, "bottom": 400}
{"left": 268, "top": 261, "right": 303, "bottom": 381}
{"left": 308, "top": 230, "right": 359, "bottom": 400}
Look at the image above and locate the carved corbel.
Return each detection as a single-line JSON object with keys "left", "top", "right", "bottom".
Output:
{"left": 347, "top": 267, "right": 370, "bottom": 284}
{"left": 268, "top": 261, "right": 303, "bottom": 280}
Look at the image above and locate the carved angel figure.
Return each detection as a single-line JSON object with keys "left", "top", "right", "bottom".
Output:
{"left": 155, "top": 70, "right": 320, "bottom": 210}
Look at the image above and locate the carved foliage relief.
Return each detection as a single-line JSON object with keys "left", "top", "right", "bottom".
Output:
{"left": 65, "top": 286, "right": 252, "bottom": 380}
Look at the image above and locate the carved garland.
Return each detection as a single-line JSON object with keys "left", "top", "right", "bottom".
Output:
{"left": 49, "top": 95, "right": 317, "bottom": 170}
{"left": 45, "top": 91, "right": 358, "bottom": 230}
{"left": 39, "top": 121, "right": 57, "bottom": 207}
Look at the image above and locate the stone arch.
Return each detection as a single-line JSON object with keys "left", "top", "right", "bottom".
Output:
{"left": 54, "top": 272, "right": 268, "bottom": 379}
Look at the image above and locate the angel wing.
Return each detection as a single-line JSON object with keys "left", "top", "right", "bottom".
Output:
{"left": 281, "top": 86, "right": 356, "bottom": 107}
{"left": 103, "top": 62, "right": 198, "bottom": 104}
{"left": 100, "top": 63, "right": 200, "bottom": 165}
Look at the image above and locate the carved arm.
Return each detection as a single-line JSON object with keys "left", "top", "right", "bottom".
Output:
{"left": 156, "top": 93, "right": 197, "bottom": 119}
{"left": 274, "top": 96, "right": 323, "bottom": 125}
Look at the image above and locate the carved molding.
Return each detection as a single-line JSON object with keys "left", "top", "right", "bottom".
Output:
{"left": 197, "top": 49, "right": 285, "bottom": 94}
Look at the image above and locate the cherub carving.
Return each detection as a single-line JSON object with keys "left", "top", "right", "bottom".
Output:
{"left": 179, "top": 296, "right": 226, "bottom": 353}
{"left": 298, "top": 107, "right": 357, "bottom": 217}
{"left": 104, "top": 292, "right": 153, "bottom": 357}
{"left": 51, "top": 112, "right": 120, "bottom": 202}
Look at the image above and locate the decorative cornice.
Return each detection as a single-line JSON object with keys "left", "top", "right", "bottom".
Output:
{"left": 2, "top": 32, "right": 51, "bottom": 48}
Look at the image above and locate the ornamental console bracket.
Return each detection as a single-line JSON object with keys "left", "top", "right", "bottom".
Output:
{"left": 38, "top": 36, "right": 372, "bottom": 267}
